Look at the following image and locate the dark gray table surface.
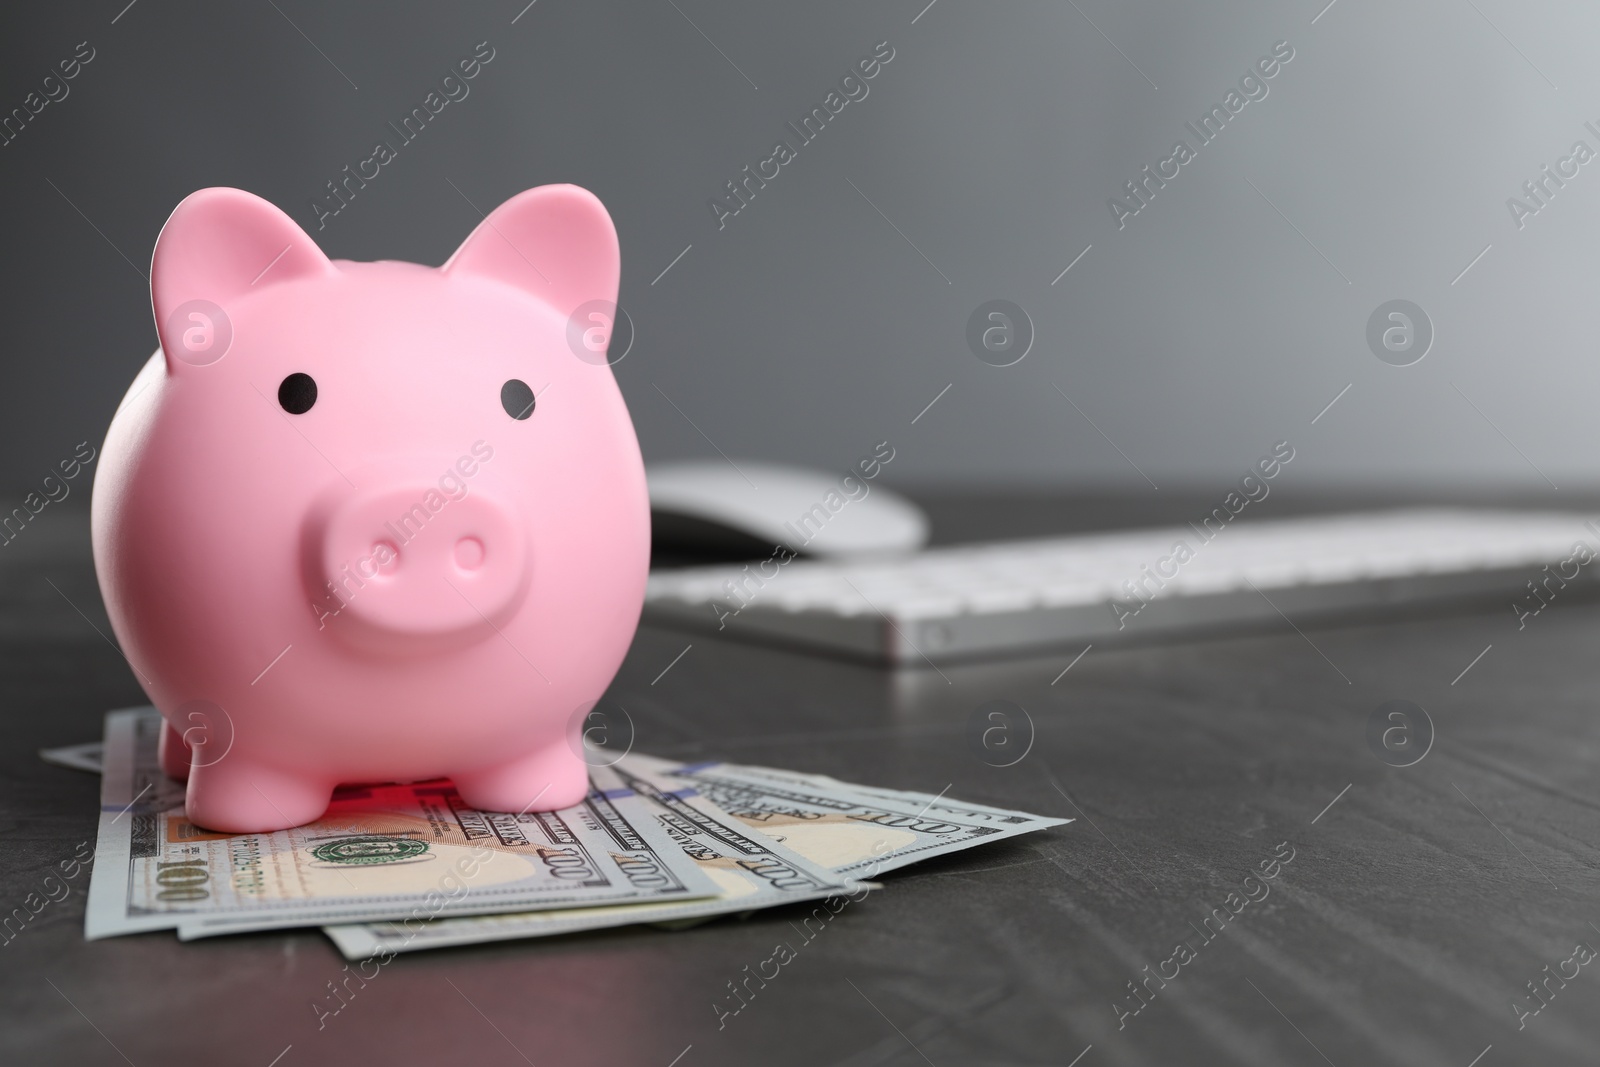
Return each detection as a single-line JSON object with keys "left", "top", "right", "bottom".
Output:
{"left": 4, "top": 494, "right": 1599, "bottom": 1067}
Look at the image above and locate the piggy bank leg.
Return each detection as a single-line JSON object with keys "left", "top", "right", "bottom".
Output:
{"left": 185, "top": 759, "right": 334, "bottom": 833}
{"left": 159, "top": 719, "right": 191, "bottom": 782}
{"left": 454, "top": 744, "right": 589, "bottom": 813}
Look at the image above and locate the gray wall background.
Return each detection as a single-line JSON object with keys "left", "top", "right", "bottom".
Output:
{"left": 1, "top": 0, "right": 1595, "bottom": 499}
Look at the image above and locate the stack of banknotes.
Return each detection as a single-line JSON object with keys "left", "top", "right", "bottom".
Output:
{"left": 53, "top": 708, "right": 1068, "bottom": 959}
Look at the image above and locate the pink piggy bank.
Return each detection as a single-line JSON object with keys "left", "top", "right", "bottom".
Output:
{"left": 91, "top": 185, "right": 649, "bottom": 833}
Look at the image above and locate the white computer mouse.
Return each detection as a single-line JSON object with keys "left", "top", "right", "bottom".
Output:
{"left": 647, "top": 460, "right": 929, "bottom": 560}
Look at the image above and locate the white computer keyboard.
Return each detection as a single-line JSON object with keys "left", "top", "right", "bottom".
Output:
{"left": 643, "top": 509, "right": 1595, "bottom": 665}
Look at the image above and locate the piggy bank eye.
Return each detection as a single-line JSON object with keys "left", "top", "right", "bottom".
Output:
{"left": 501, "top": 379, "right": 535, "bottom": 420}
{"left": 278, "top": 373, "right": 317, "bottom": 414}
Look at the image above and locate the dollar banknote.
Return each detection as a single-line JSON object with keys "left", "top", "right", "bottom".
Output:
{"left": 646, "top": 757, "right": 1070, "bottom": 833}
{"left": 85, "top": 708, "right": 720, "bottom": 939}
{"left": 39, "top": 740, "right": 104, "bottom": 774}
{"left": 323, "top": 760, "right": 869, "bottom": 958}
{"left": 621, "top": 755, "right": 1071, "bottom": 879}
{"left": 324, "top": 757, "right": 1071, "bottom": 957}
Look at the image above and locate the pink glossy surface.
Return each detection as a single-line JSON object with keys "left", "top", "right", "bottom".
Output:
{"left": 90, "top": 186, "right": 649, "bottom": 832}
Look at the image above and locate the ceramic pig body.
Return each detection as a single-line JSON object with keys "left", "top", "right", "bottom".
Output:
{"left": 91, "top": 186, "right": 649, "bottom": 833}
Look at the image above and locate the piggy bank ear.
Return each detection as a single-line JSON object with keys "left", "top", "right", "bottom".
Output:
{"left": 151, "top": 187, "right": 334, "bottom": 371}
{"left": 443, "top": 185, "right": 620, "bottom": 318}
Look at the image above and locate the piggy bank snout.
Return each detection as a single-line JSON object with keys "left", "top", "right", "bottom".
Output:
{"left": 314, "top": 484, "right": 528, "bottom": 640}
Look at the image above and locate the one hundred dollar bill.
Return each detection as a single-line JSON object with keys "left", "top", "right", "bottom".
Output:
{"left": 39, "top": 740, "right": 104, "bottom": 774}
{"left": 85, "top": 708, "right": 719, "bottom": 939}
{"left": 323, "top": 761, "right": 868, "bottom": 958}
{"left": 621, "top": 754, "right": 1071, "bottom": 878}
